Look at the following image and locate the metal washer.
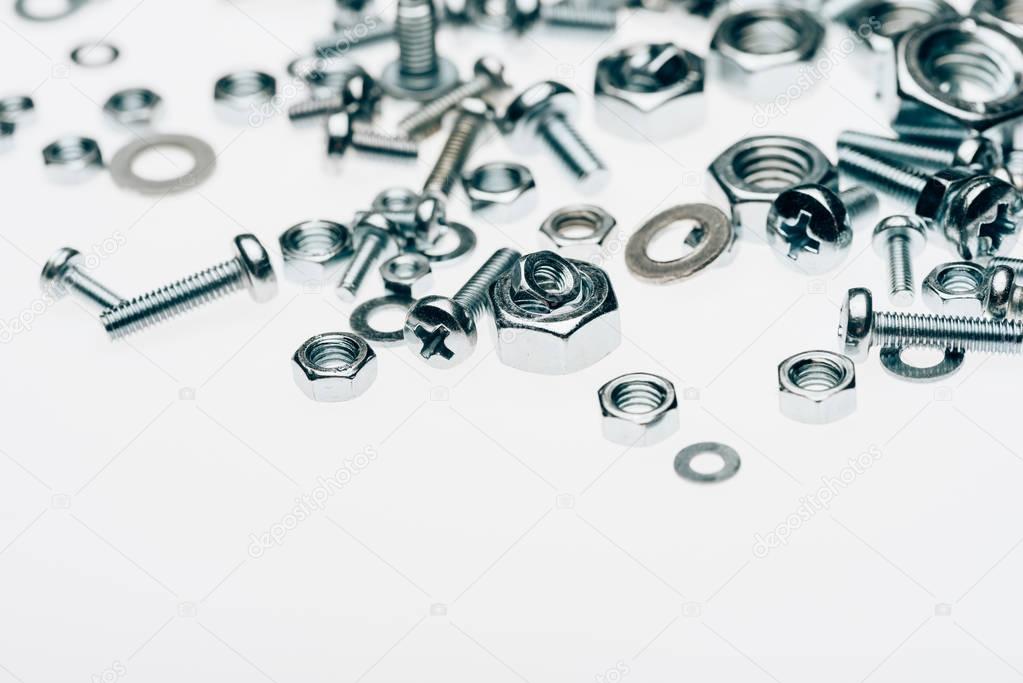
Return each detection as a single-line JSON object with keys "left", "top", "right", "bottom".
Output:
{"left": 350, "top": 294, "right": 416, "bottom": 346}
{"left": 674, "top": 442, "right": 741, "bottom": 483}
{"left": 108, "top": 134, "right": 216, "bottom": 195}
{"left": 626, "top": 203, "right": 733, "bottom": 283}
{"left": 420, "top": 221, "right": 477, "bottom": 264}
{"left": 879, "top": 347, "right": 966, "bottom": 383}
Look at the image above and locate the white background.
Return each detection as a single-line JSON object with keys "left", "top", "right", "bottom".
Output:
{"left": 1, "top": 1, "right": 1022, "bottom": 682}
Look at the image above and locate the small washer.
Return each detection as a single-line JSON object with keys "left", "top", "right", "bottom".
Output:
{"left": 420, "top": 221, "right": 477, "bottom": 264}
{"left": 674, "top": 442, "right": 741, "bottom": 483}
{"left": 108, "top": 133, "right": 216, "bottom": 195}
{"left": 16, "top": 0, "right": 87, "bottom": 21}
{"left": 71, "top": 42, "right": 120, "bottom": 67}
{"left": 350, "top": 294, "right": 416, "bottom": 346}
{"left": 214, "top": 71, "right": 277, "bottom": 109}
{"left": 626, "top": 203, "right": 733, "bottom": 284}
{"left": 879, "top": 347, "right": 966, "bottom": 383}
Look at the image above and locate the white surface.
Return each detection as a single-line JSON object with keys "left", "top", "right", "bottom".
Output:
{"left": 1, "top": 2, "right": 1022, "bottom": 682}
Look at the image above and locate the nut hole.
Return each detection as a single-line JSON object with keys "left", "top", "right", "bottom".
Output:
{"left": 732, "top": 144, "right": 815, "bottom": 190}
{"left": 787, "top": 357, "right": 848, "bottom": 391}
{"left": 917, "top": 29, "right": 1019, "bottom": 102}
{"left": 531, "top": 259, "right": 576, "bottom": 296}
{"left": 551, "top": 210, "right": 602, "bottom": 239}
{"left": 512, "top": 291, "right": 553, "bottom": 314}
{"left": 611, "top": 379, "right": 669, "bottom": 414}
{"left": 472, "top": 166, "right": 524, "bottom": 193}
{"left": 935, "top": 264, "right": 984, "bottom": 294}
{"left": 282, "top": 221, "right": 348, "bottom": 259}
{"left": 307, "top": 335, "right": 361, "bottom": 369}
{"left": 728, "top": 14, "right": 802, "bottom": 54}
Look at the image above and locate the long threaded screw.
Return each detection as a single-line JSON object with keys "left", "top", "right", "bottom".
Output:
{"left": 422, "top": 99, "right": 492, "bottom": 198}
{"left": 41, "top": 247, "right": 123, "bottom": 312}
{"left": 838, "top": 130, "right": 998, "bottom": 171}
{"left": 99, "top": 235, "right": 278, "bottom": 340}
{"left": 351, "top": 125, "right": 419, "bottom": 157}
{"left": 837, "top": 146, "right": 928, "bottom": 204}
{"left": 396, "top": 57, "right": 507, "bottom": 139}
{"left": 539, "top": 112, "right": 606, "bottom": 183}
{"left": 289, "top": 94, "right": 347, "bottom": 122}
{"left": 891, "top": 121, "right": 968, "bottom": 144}
{"left": 336, "top": 214, "right": 396, "bottom": 301}
{"left": 313, "top": 20, "right": 396, "bottom": 56}
{"left": 402, "top": 247, "right": 521, "bottom": 368}
{"left": 871, "top": 215, "right": 928, "bottom": 307}
{"left": 989, "top": 256, "right": 1023, "bottom": 273}
{"left": 539, "top": 3, "right": 617, "bottom": 29}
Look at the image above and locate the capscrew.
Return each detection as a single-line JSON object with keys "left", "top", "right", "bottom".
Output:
{"left": 871, "top": 215, "right": 928, "bottom": 307}
{"left": 335, "top": 213, "right": 398, "bottom": 301}
{"left": 314, "top": 20, "right": 397, "bottom": 56}
{"left": 839, "top": 287, "right": 1023, "bottom": 361}
{"left": 380, "top": 0, "right": 459, "bottom": 101}
{"left": 422, "top": 98, "right": 493, "bottom": 199}
{"left": 99, "top": 235, "right": 277, "bottom": 339}
{"left": 403, "top": 247, "right": 521, "bottom": 367}
{"left": 838, "top": 130, "right": 1000, "bottom": 172}
{"left": 40, "top": 247, "right": 122, "bottom": 311}
{"left": 396, "top": 56, "right": 508, "bottom": 139}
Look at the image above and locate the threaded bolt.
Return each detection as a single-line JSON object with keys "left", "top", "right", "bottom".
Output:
{"left": 335, "top": 214, "right": 397, "bottom": 301}
{"left": 290, "top": 94, "right": 346, "bottom": 122}
{"left": 396, "top": 56, "right": 508, "bottom": 139}
{"left": 837, "top": 146, "right": 928, "bottom": 204}
{"left": 402, "top": 247, "right": 521, "bottom": 367}
{"left": 871, "top": 215, "right": 928, "bottom": 307}
{"left": 539, "top": 3, "right": 617, "bottom": 29}
{"left": 99, "top": 235, "right": 277, "bottom": 339}
{"left": 351, "top": 125, "right": 419, "bottom": 157}
{"left": 838, "top": 130, "right": 1000, "bottom": 171}
{"left": 840, "top": 287, "right": 1023, "bottom": 361}
{"left": 539, "top": 113, "right": 606, "bottom": 184}
{"left": 314, "top": 19, "right": 396, "bottom": 57}
{"left": 891, "top": 121, "right": 968, "bottom": 144}
{"left": 422, "top": 98, "right": 492, "bottom": 198}
{"left": 40, "top": 247, "right": 122, "bottom": 312}
{"left": 988, "top": 256, "right": 1023, "bottom": 274}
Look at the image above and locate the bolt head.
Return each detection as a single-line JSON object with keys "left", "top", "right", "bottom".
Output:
{"left": 503, "top": 80, "right": 577, "bottom": 142}
{"left": 473, "top": 56, "right": 508, "bottom": 88}
{"left": 459, "top": 96, "right": 495, "bottom": 120}
{"left": 985, "top": 265, "right": 1017, "bottom": 319}
{"left": 871, "top": 214, "right": 928, "bottom": 257}
{"left": 233, "top": 234, "right": 278, "bottom": 303}
{"left": 40, "top": 247, "right": 81, "bottom": 293}
{"left": 403, "top": 295, "right": 476, "bottom": 368}
{"left": 765, "top": 183, "right": 853, "bottom": 274}
{"left": 839, "top": 287, "right": 874, "bottom": 362}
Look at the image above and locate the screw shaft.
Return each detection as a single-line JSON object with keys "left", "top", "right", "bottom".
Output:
{"left": 537, "top": 113, "right": 606, "bottom": 181}
{"left": 886, "top": 235, "right": 915, "bottom": 305}
{"left": 58, "top": 266, "right": 122, "bottom": 311}
{"left": 840, "top": 186, "right": 878, "bottom": 219}
{"left": 891, "top": 122, "right": 967, "bottom": 144}
{"left": 289, "top": 94, "right": 345, "bottom": 122}
{"left": 871, "top": 311, "right": 1023, "bottom": 353}
{"left": 337, "top": 230, "right": 389, "bottom": 300}
{"left": 989, "top": 256, "right": 1023, "bottom": 273}
{"left": 839, "top": 130, "right": 956, "bottom": 169}
{"left": 351, "top": 126, "right": 419, "bottom": 157}
{"left": 396, "top": 0, "right": 439, "bottom": 78}
{"left": 422, "top": 108, "right": 489, "bottom": 198}
{"left": 539, "top": 3, "right": 616, "bottom": 29}
{"left": 397, "top": 76, "right": 492, "bottom": 138}
{"left": 452, "top": 248, "right": 521, "bottom": 320}
{"left": 837, "top": 146, "right": 928, "bottom": 204}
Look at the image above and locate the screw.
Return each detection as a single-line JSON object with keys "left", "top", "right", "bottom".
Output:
{"left": 539, "top": 3, "right": 617, "bottom": 29}
{"left": 99, "top": 235, "right": 277, "bottom": 339}
{"left": 988, "top": 255, "right": 1023, "bottom": 273}
{"left": 396, "top": 57, "right": 508, "bottom": 139}
{"left": 504, "top": 80, "right": 607, "bottom": 191}
{"left": 836, "top": 146, "right": 929, "bottom": 204}
{"left": 891, "top": 121, "right": 968, "bottom": 144}
{"left": 40, "top": 247, "right": 122, "bottom": 311}
{"left": 335, "top": 213, "right": 398, "bottom": 301}
{"left": 292, "top": 73, "right": 380, "bottom": 123}
{"left": 422, "top": 98, "right": 493, "bottom": 199}
{"left": 314, "top": 19, "right": 397, "bottom": 56}
{"left": 839, "top": 287, "right": 1023, "bottom": 361}
{"left": 838, "top": 130, "right": 1000, "bottom": 171}
{"left": 326, "top": 116, "right": 418, "bottom": 158}
{"left": 871, "top": 215, "right": 928, "bottom": 307}
{"left": 403, "top": 247, "right": 521, "bottom": 367}
{"left": 380, "top": 0, "right": 459, "bottom": 101}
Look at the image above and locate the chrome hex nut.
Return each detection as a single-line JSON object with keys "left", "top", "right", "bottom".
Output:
{"left": 778, "top": 350, "right": 857, "bottom": 425}
{"left": 292, "top": 332, "right": 378, "bottom": 402}
{"left": 490, "top": 259, "right": 621, "bottom": 374}
{"left": 103, "top": 88, "right": 163, "bottom": 126}
{"left": 279, "top": 219, "right": 352, "bottom": 283}
{"left": 594, "top": 42, "right": 705, "bottom": 140}
{"left": 538, "top": 204, "right": 618, "bottom": 261}
{"left": 380, "top": 252, "right": 434, "bottom": 298}
{"left": 708, "top": 6, "right": 825, "bottom": 101}
{"left": 509, "top": 250, "right": 584, "bottom": 310}
{"left": 598, "top": 372, "right": 679, "bottom": 446}
{"left": 921, "top": 261, "right": 989, "bottom": 315}
{"left": 462, "top": 162, "right": 538, "bottom": 222}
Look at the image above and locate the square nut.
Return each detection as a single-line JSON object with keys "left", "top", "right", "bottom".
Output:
{"left": 598, "top": 373, "right": 679, "bottom": 446}
{"left": 778, "top": 351, "right": 857, "bottom": 424}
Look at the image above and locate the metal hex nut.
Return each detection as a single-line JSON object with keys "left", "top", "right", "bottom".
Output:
{"left": 539, "top": 204, "right": 617, "bottom": 261}
{"left": 380, "top": 253, "right": 434, "bottom": 298}
{"left": 279, "top": 220, "right": 352, "bottom": 283}
{"left": 921, "top": 261, "right": 989, "bottom": 315}
{"left": 778, "top": 350, "right": 857, "bottom": 424}
{"left": 510, "top": 250, "right": 584, "bottom": 310}
{"left": 292, "top": 332, "right": 377, "bottom": 402}
{"left": 598, "top": 372, "right": 679, "bottom": 446}
{"left": 462, "top": 162, "right": 538, "bottom": 221}
{"left": 103, "top": 88, "right": 162, "bottom": 125}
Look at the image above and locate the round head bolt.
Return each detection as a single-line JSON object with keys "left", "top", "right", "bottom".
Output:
{"left": 473, "top": 56, "right": 509, "bottom": 90}
{"left": 40, "top": 247, "right": 84, "bottom": 298}
{"left": 985, "top": 265, "right": 1017, "bottom": 318}
{"left": 403, "top": 295, "right": 478, "bottom": 367}
{"left": 871, "top": 214, "right": 928, "bottom": 307}
{"left": 766, "top": 184, "right": 854, "bottom": 274}
{"left": 953, "top": 135, "right": 1002, "bottom": 170}
{"left": 234, "top": 234, "right": 279, "bottom": 303}
{"left": 838, "top": 287, "right": 874, "bottom": 362}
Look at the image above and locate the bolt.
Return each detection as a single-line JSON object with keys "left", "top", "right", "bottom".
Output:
{"left": 539, "top": 3, "right": 617, "bottom": 29}
{"left": 871, "top": 215, "right": 928, "bottom": 307}
{"left": 396, "top": 56, "right": 508, "bottom": 139}
{"left": 314, "top": 20, "right": 397, "bottom": 56}
{"left": 988, "top": 255, "right": 1023, "bottom": 274}
{"left": 40, "top": 247, "right": 122, "bottom": 311}
{"left": 838, "top": 130, "right": 1000, "bottom": 171}
{"left": 335, "top": 213, "right": 398, "bottom": 301}
{"left": 984, "top": 265, "right": 1023, "bottom": 319}
{"left": 836, "top": 146, "right": 929, "bottom": 204}
{"left": 765, "top": 184, "right": 877, "bottom": 274}
{"left": 292, "top": 73, "right": 380, "bottom": 123}
{"left": 839, "top": 287, "right": 1023, "bottom": 361}
{"left": 891, "top": 121, "right": 968, "bottom": 144}
{"left": 422, "top": 98, "right": 493, "bottom": 199}
{"left": 99, "top": 235, "right": 277, "bottom": 339}
{"left": 403, "top": 247, "right": 521, "bottom": 367}
{"left": 327, "top": 116, "right": 418, "bottom": 158}
{"left": 504, "top": 80, "right": 607, "bottom": 191}
{"left": 380, "top": 0, "right": 459, "bottom": 101}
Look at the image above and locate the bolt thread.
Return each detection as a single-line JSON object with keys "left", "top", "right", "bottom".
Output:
{"left": 537, "top": 113, "right": 605, "bottom": 181}
{"left": 839, "top": 131, "right": 953, "bottom": 169}
{"left": 989, "top": 256, "right": 1023, "bottom": 274}
{"left": 351, "top": 127, "right": 419, "bottom": 157}
{"left": 839, "top": 185, "right": 878, "bottom": 220}
{"left": 886, "top": 235, "right": 914, "bottom": 305}
{"left": 396, "top": 76, "right": 492, "bottom": 138}
{"left": 62, "top": 267, "right": 122, "bottom": 311}
{"left": 396, "top": 0, "right": 439, "bottom": 78}
{"left": 837, "top": 146, "right": 928, "bottom": 204}
{"left": 539, "top": 3, "right": 616, "bottom": 28}
{"left": 100, "top": 260, "right": 245, "bottom": 339}
{"left": 891, "top": 122, "right": 967, "bottom": 144}
{"left": 288, "top": 94, "right": 345, "bottom": 122}
{"left": 315, "top": 20, "right": 396, "bottom": 56}
{"left": 452, "top": 248, "right": 521, "bottom": 320}
{"left": 422, "top": 109, "right": 488, "bottom": 197}
{"left": 337, "top": 230, "right": 389, "bottom": 300}
{"left": 871, "top": 311, "right": 1023, "bottom": 353}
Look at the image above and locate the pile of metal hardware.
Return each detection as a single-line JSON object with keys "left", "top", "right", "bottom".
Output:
{"left": 20, "top": 0, "right": 1023, "bottom": 481}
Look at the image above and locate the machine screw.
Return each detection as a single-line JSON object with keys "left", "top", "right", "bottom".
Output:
{"left": 314, "top": 20, "right": 397, "bottom": 56}
{"left": 838, "top": 130, "right": 1000, "bottom": 171}
{"left": 504, "top": 80, "right": 607, "bottom": 190}
{"left": 871, "top": 215, "right": 928, "bottom": 307}
{"left": 327, "top": 115, "right": 419, "bottom": 157}
{"left": 99, "top": 235, "right": 277, "bottom": 339}
{"left": 380, "top": 0, "right": 459, "bottom": 101}
{"left": 890, "top": 121, "right": 968, "bottom": 144}
{"left": 290, "top": 94, "right": 348, "bottom": 122}
{"left": 422, "top": 98, "right": 493, "bottom": 199}
{"left": 335, "top": 213, "right": 397, "bottom": 301}
{"left": 403, "top": 247, "right": 521, "bottom": 367}
{"left": 539, "top": 3, "right": 617, "bottom": 29}
{"left": 836, "top": 146, "right": 928, "bottom": 204}
{"left": 396, "top": 56, "right": 508, "bottom": 139}
{"left": 988, "top": 256, "right": 1023, "bottom": 273}
{"left": 840, "top": 287, "right": 1023, "bottom": 361}
{"left": 40, "top": 247, "right": 122, "bottom": 311}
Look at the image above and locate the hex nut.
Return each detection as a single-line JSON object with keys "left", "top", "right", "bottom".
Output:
{"left": 972, "top": 0, "right": 1023, "bottom": 38}
{"left": 778, "top": 350, "right": 857, "bottom": 425}
{"left": 279, "top": 220, "right": 352, "bottom": 283}
{"left": 380, "top": 253, "right": 434, "bottom": 298}
{"left": 103, "top": 88, "right": 162, "bottom": 125}
{"left": 708, "top": 7, "right": 825, "bottom": 100}
{"left": 462, "top": 161, "right": 538, "bottom": 221}
{"left": 42, "top": 136, "right": 104, "bottom": 182}
{"left": 538, "top": 204, "right": 617, "bottom": 261}
{"left": 214, "top": 71, "right": 277, "bottom": 110}
{"left": 921, "top": 261, "right": 989, "bottom": 315}
{"left": 371, "top": 187, "right": 420, "bottom": 233}
{"left": 509, "top": 250, "right": 584, "bottom": 310}
{"left": 490, "top": 258, "right": 621, "bottom": 374}
{"left": 594, "top": 42, "right": 705, "bottom": 140}
{"left": 292, "top": 332, "right": 378, "bottom": 402}
{"left": 598, "top": 372, "right": 679, "bottom": 446}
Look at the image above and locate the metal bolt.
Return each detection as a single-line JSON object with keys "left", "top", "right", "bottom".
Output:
{"left": 988, "top": 255, "right": 1023, "bottom": 273}
{"left": 327, "top": 116, "right": 418, "bottom": 158}
{"left": 335, "top": 213, "right": 397, "bottom": 301}
{"left": 290, "top": 94, "right": 348, "bottom": 122}
{"left": 836, "top": 146, "right": 929, "bottom": 204}
{"left": 891, "top": 121, "right": 968, "bottom": 144}
{"left": 292, "top": 73, "right": 380, "bottom": 123}
{"left": 40, "top": 247, "right": 122, "bottom": 311}
{"left": 840, "top": 287, "right": 1023, "bottom": 361}
{"left": 504, "top": 80, "right": 607, "bottom": 190}
{"left": 396, "top": 56, "right": 508, "bottom": 139}
{"left": 314, "top": 19, "right": 397, "bottom": 56}
{"left": 99, "top": 235, "right": 277, "bottom": 339}
{"left": 380, "top": 0, "right": 459, "bottom": 101}
{"left": 871, "top": 215, "right": 928, "bottom": 307}
{"left": 403, "top": 247, "right": 521, "bottom": 367}
{"left": 539, "top": 3, "right": 617, "bottom": 29}
{"left": 422, "top": 98, "right": 493, "bottom": 199}
{"left": 838, "top": 130, "right": 1000, "bottom": 172}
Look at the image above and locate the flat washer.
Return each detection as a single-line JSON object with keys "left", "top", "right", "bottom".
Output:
{"left": 879, "top": 346, "right": 965, "bottom": 383}
{"left": 350, "top": 294, "right": 416, "bottom": 346}
{"left": 674, "top": 442, "right": 741, "bottom": 483}
{"left": 626, "top": 203, "right": 733, "bottom": 283}
{"left": 108, "top": 134, "right": 216, "bottom": 195}
{"left": 420, "top": 221, "right": 477, "bottom": 264}
{"left": 71, "top": 42, "right": 120, "bottom": 66}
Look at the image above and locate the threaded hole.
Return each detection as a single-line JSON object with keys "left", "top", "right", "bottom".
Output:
{"left": 283, "top": 221, "right": 348, "bottom": 259}
{"left": 376, "top": 189, "right": 417, "bottom": 212}
{"left": 870, "top": 3, "right": 943, "bottom": 36}
{"left": 727, "top": 14, "right": 801, "bottom": 54}
{"left": 551, "top": 210, "right": 602, "bottom": 239}
{"left": 608, "top": 45, "right": 692, "bottom": 93}
{"left": 49, "top": 139, "right": 93, "bottom": 162}
{"left": 732, "top": 144, "right": 815, "bottom": 190}
{"left": 917, "top": 29, "right": 1020, "bottom": 102}
{"left": 787, "top": 358, "right": 847, "bottom": 391}
{"left": 611, "top": 379, "right": 670, "bottom": 414}
{"left": 512, "top": 291, "right": 553, "bottom": 314}
{"left": 531, "top": 260, "right": 575, "bottom": 296}
{"left": 472, "top": 166, "right": 524, "bottom": 193}
{"left": 307, "top": 336, "right": 361, "bottom": 369}
{"left": 936, "top": 264, "right": 984, "bottom": 293}
{"left": 109, "top": 89, "right": 158, "bottom": 112}
{"left": 218, "top": 71, "right": 274, "bottom": 98}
